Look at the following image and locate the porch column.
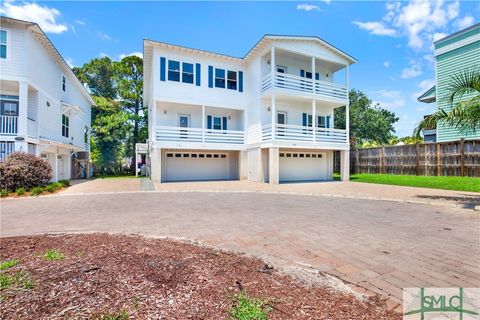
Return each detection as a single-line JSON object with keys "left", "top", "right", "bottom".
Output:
{"left": 135, "top": 146, "right": 139, "bottom": 177}
{"left": 311, "top": 56, "right": 316, "bottom": 94}
{"left": 15, "top": 81, "right": 28, "bottom": 152}
{"left": 271, "top": 95, "right": 276, "bottom": 140}
{"left": 51, "top": 150, "right": 58, "bottom": 182}
{"left": 270, "top": 46, "right": 275, "bottom": 85}
{"left": 202, "top": 105, "right": 206, "bottom": 143}
{"left": 346, "top": 66, "right": 350, "bottom": 145}
{"left": 340, "top": 149, "right": 350, "bottom": 181}
{"left": 312, "top": 99, "right": 316, "bottom": 142}
{"left": 269, "top": 147, "right": 279, "bottom": 184}
{"left": 150, "top": 147, "right": 162, "bottom": 182}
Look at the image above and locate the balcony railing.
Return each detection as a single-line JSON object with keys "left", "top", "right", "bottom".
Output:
{"left": 156, "top": 126, "right": 244, "bottom": 144}
{"left": 0, "top": 116, "right": 18, "bottom": 135}
{"left": 262, "top": 123, "right": 348, "bottom": 144}
{"left": 261, "top": 72, "right": 348, "bottom": 100}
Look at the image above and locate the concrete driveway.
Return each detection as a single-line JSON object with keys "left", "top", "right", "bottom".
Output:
{"left": 1, "top": 192, "right": 479, "bottom": 309}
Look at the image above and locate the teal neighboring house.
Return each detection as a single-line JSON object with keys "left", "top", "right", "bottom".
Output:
{"left": 418, "top": 23, "right": 480, "bottom": 142}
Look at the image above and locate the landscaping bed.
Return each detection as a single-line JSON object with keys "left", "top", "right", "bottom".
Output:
{"left": 0, "top": 234, "right": 400, "bottom": 319}
{"left": 0, "top": 180, "right": 70, "bottom": 198}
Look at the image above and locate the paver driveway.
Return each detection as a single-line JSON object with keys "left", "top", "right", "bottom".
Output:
{"left": 1, "top": 192, "right": 479, "bottom": 307}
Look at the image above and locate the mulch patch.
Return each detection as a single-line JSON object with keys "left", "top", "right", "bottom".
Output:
{"left": 0, "top": 234, "right": 401, "bottom": 319}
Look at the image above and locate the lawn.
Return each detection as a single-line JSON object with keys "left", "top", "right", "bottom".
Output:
{"left": 338, "top": 174, "right": 480, "bottom": 192}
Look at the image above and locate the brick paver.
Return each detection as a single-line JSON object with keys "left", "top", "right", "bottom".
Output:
{"left": 1, "top": 192, "right": 479, "bottom": 307}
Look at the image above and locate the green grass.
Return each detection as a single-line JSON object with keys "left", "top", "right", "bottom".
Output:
{"left": 337, "top": 173, "right": 480, "bottom": 192}
{"left": 0, "top": 189, "right": 9, "bottom": 197}
{"left": 0, "top": 260, "right": 18, "bottom": 271}
{"left": 0, "top": 270, "right": 34, "bottom": 290}
{"left": 58, "top": 179, "right": 71, "bottom": 187}
{"left": 30, "top": 187, "right": 44, "bottom": 196}
{"left": 93, "top": 311, "right": 129, "bottom": 320}
{"left": 43, "top": 249, "right": 65, "bottom": 261}
{"left": 45, "top": 182, "right": 63, "bottom": 193}
{"left": 228, "top": 293, "right": 271, "bottom": 320}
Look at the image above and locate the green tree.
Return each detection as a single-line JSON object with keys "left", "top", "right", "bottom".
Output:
{"left": 114, "top": 55, "right": 145, "bottom": 173}
{"left": 73, "top": 57, "right": 117, "bottom": 99}
{"left": 414, "top": 66, "right": 480, "bottom": 136}
{"left": 335, "top": 89, "right": 399, "bottom": 148}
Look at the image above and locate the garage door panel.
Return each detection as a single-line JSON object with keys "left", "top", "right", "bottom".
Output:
{"left": 279, "top": 152, "right": 327, "bottom": 182}
{"left": 165, "top": 152, "right": 231, "bottom": 181}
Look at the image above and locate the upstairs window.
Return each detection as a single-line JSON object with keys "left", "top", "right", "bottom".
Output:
{"left": 227, "top": 71, "right": 237, "bottom": 90}
{"left": 62, "top": 75, "right": 66, "bottom": 92}
{"left": 215, "top": 68, "right": 225, "bottom": 88}
{"left": 168, "top": 60, "right": 180, "bottom": 82}
{"left": 317, "top": 116, "right": 326, "bottom": 128}
{"left": 0, "top": 30, "right": 6, "bottom": 59}
{"left": 182, "top": 62, "right": 194, "bottom": 84}
{"left": 62, "top": 114, "right": 69, "bottom": 138}
{"left": 213, "top": 116, "right": 222, "bottom": 130}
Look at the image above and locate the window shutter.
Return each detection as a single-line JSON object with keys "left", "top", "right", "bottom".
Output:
{"left": 238, "top": 71, "right": 243, "bottom": 92}
{"left": 302, "top": 113, "right": 307, "bottom": 126}
{"left": 160, "top": 57, "right": 166, "bottom": 81}
{"left": 222, "top": 117, "right": 227, "bottom": 130}
{"left": 326, "top": 115, "right": 330, "bottom": 128}
{"left": 208, "top": 66, "right": 213, "bottom": 88}
{"left": 195, "top": 63, "right": 201, "bottom": 86}
{"left": 207, "top": 115, "right": 212, "bottom": 129}
{"left": 315, "top": 73, "right": 319, "bottom": 80}
{"left": 300, "top": 69, "right": 305, "bottom": 77}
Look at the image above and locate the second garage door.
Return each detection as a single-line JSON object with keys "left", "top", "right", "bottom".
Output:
{"left": 165, "top": 152, "right": 231, "bottom": 182}
{"left": 279, "top": 151, "right": 327, "bottom": 182}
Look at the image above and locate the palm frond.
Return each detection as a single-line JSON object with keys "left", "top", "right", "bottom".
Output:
{"left": 413, "top": 109, "right": 448, "bottom": 137}
{"left": 447, "top": 65, "right": 480, "bottom": 105}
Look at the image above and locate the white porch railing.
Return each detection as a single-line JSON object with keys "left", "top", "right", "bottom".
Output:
{"left": 0, "top": 116, "right": 18, "bottom": 135}
{"left": 156, "top": 126, "right": 244, "bottom": 144}
{"left": 262, "top": 123, "right": 348, "bottom": 144}
{"left": 261, "top": 72, "right": 348, "bottom": 100}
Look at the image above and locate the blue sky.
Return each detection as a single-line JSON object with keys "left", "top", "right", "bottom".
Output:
{"left": 1, "top": 1, "right": 479, "bottom": 137}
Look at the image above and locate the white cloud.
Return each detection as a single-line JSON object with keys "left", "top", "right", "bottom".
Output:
{"left": 296, "top": 4, "right": 321, "bottom": 12}
{"left": 433, "top": 32, "right": 447, "bottom": 42}
{"left": 455, "top": 15, "right": 475, "bottom": 30}
{"left": 401, "top": 60, "right": 422, "bottom": 79}
{"left": 321, "top": 0, "right": 331, "bottom": 4}
{"left": 65, "top": 57, "right": 75, "bottom": 68}
{"left": 99, "top": 53, "right": 110, "bottom": 58}
{"left": 97, "top": 30, "right": 112, "bottom": 41}
{"left": 352, "top": 21, "right": 396, "bottom": 36}
{"left": 371, "top": 89, "right": 405, "bottom": 110}
{"left": 75, "top": 20, "right": 85, "bottom": 25}
{"left": 383, "top": 61, "right": 390, "bottom": 68}
{"left": 118, "top": 52, "right": 143, "bottom": 60}
{"left": 412, "top": 79, "right": 435, "bottom": 101}
{"left": 0, "top": 2, "right": 67, "bottom": 34}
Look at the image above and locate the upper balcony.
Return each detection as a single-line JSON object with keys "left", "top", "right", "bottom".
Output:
{"left": 260, "top": 46, "right": 349, "bottom": 103}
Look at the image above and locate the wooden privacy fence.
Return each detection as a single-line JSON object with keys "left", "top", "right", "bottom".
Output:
{"left": 352, "top": 139, "right": 480, "bottom": 177}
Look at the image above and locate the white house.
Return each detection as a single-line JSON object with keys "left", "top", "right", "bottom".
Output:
{"left": 144, "top": 35, "right": 355, "bottom": 184}
{"left": 0, "top": 17, "right": 93, "bottom": 181}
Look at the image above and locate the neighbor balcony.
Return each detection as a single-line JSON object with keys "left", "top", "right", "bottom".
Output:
{"left": 0, "top": 115, "right": 18, "bottom": 135}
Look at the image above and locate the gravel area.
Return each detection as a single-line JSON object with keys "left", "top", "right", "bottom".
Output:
{"left": 0, "top": 234, "right": 400, "bottom": 319}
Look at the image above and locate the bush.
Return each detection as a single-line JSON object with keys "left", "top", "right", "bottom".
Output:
{"left": 58, "top": 179, "right": 70, "bottom": 187}
{"left": 0, "top": 152, "right": 52, "bottom": 192}
{"left": 30, "top": 187, "right": 43, "bottom": 197}
{"left": 15, "top": 188, "right": 26, "bottom": 196}
{"left": 0, "top": 189, "right": 9, "bottom": 197}
{"left": 45, "top": 182, "right": 62, "bottom": 193}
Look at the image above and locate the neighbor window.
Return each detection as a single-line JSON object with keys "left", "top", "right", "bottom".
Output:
{"left": 0, "top": 96, "right": 19, "bottom": 116}
{"left": 62, "top": 75, "right": 66, "bottom": 92}
{"left": 0, "top": 30, "right": 6, "bottom": 59}
{"left": 168, "top": 60, "right": 180, "bottom": 82}
{"left": 62, "top": 114, "right": 69, "bottom": 138}
{"left": 227, "top": 71, "right": 237, "bottom": 90}
{"left": 215, "top": 68, "right": 225, "bottom": 88}
{"left": 182, "top": 62, "right": 194, "bottom": 84}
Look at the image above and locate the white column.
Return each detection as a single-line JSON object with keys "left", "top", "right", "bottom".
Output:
{"left": 52, "top": 150, "right": 58, "bottom": 182}
{"left": 346, "top": 66, "right": 350, "bottom": 146}
{"left": 269, "top": 147, "right": 279, "bottom": 184}
{"left": 270, "top": 46, "right": 275, "bottom": 83}
{"left": 271, "top": 94, "right": 276, "bottom": 140}
{"left": 311, "top": 56, "right": 316, "bottom": 94}
{"left": 151, "top": 99, "right": 156, "bottom": 143}
{"left": 15, "top": 81, "right": 28, "bottom": 152}
{"left": 202, "top": 105, "right": 206, "bottom": 143}
{"left": 340, "top": 149, "right": 350, "bottom": 181}
{"left": 135, "top": 147, "right": 139, "bottom": 177}
{"left": 312, "top": 99, "right": 316, "bottom": 142}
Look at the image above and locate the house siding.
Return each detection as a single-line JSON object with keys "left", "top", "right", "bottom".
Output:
{"left": 435, "top": 40, "right": 480, "bottom": 142}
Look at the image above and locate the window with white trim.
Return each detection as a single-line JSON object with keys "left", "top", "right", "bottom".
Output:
{"left": 213, "top": 116, "right": 222, "bottom": 130}
{"left": 182, "top": 62, "right": 194, "bottom": 84}
{"left": 62, "top": 114, "right": 69, "bottom": 138}
{"left": 168, "top": 60, "right": 180, "bottom": 82}
{"left": 215, "top": 68, "right": 226, "bottom": 88}
{"left": 227, "top": 71, "right": 237, "bottom": 90}
{"left": 0, "top": 30, "right": 6, "bottom": 59}
{"left": 62, "top": 75, "right": 66, "bottom": 92}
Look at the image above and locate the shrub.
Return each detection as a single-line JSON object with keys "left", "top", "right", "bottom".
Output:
{"left": 43, "top": 249, "right": 64, "bottom": 261}
{"left": 45, "top": 182, "right": 62, "bottom": 193}
{"left": 58, "top": 179, "right": 70, "bottom": 187}
{"left": 15, "top": 187, "right": 26, "bottom": 196}
{"left": 228, "top": 293, "right": 271, "bottom": 320}
{"left": 0, "top": 189, "right": 8, "bottom": 198}
{"left": 0, "top": 152, "right": 52, "bottom": 191}
{"left": 30, "top": 187, "right": 43, "bottom": 197}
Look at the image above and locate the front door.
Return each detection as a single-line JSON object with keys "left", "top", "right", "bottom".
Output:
{"left": 179, "top": 115, "right": 189, "bottom": 139}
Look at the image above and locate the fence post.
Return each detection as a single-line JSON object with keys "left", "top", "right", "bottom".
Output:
{"left": 415, "top": 143, "right": 420, "bottom": 176}
{"left": 437, "top": 143, "right": 441, "bottom": 176}
{"left": 356, "top": 148, "right": 359, "bottom": 174}
{"left": 424, "top": 144, "right": 428, "bottom": 176}
{"left": 460, "top": 138, "right": 465, "bottom": 176}
{"left": 381, "top": 146, "right": 385, "bottom": 174}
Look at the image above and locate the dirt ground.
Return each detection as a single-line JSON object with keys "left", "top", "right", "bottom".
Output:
{"left": 0, "top": 234, "right": 401, "bottom": 319}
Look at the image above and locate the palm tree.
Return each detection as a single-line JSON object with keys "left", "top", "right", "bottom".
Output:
{"left": 414, "top": 66, "right": 480, "bottom": 137}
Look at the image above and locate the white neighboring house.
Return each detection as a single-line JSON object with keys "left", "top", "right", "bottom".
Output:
{"left": 144, "top": 35, "right": 355, "bottom": 184}
{"left": 0, "top": 17, "right": 93, "bottom": 181}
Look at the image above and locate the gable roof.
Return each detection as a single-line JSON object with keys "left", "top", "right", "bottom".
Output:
{"left": 417, "top": 86, "right": 436, "bottom": 103}
{"left": 0, "top": 16, "right": 95, "bottom": 105}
